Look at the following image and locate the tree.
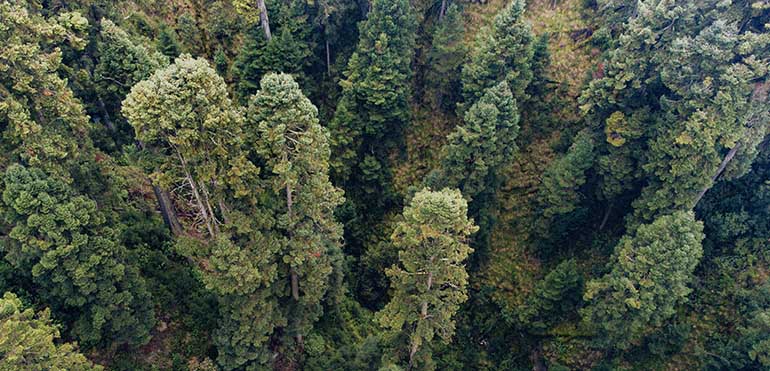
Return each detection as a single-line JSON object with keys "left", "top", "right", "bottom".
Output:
{"left": 232, "top": 0, "right": 314, "bottom": 100}
{"left": 123, "top": 56, "right": 277, "bottom": 370}
{"left": 460, "top": 0, "right": 534, "bottom": 110}
{"left": 0, "top": 164, "right": 155, "bottom": 347}
{"left": 513, "top": 259, "right": 582, "bottom": 333}
{"left": 538, "top": 129, "right": 596, "bottom": 219}
{"left": 246, "top": 73, "right": 344, "bottom": 356}
{"left": 94, "top": 18, "right": 168, "bottom": 144}
{"left": 0, "top": 0, "right": 90, "bottom": 175}
{"left": 377, "top": 188, "right": 478, "bottom": 370}
{"left": 581, "top": 211, "right": 704, "bottom": 349}
{"left": 0, "top": 292, "right": 103, "bottom": 371}
{"left": 425, "top": 3, "right": 466, "bottom": 112}
{"left": 433, "top": 81, "right": 520, "bottom": 202}
{"left": 328, "top": 0, "right": 417, "bottom": 189}
{"left": 122, "top": 54, "right": 255, "bottom": 238}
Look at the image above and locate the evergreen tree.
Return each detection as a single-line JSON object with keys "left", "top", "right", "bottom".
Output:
{"left": 513, "top": 259, "right": 582, "bottom": 332}
{"left": 377, "top": 188, "right": 478, "bottom": 370}
{"left": 232, "top": 0, "right": 314, "bottom": 101}
{"left": 157, "top": 25, "right": 181, "bottom": 58}
{"left": 122, "top": 54, "right": 256, "bottom": 238}
{"left": 94, "top": 18, "right": 168, "bottom": 145}
{"left": 581, "top": 211, "right": 704, "bottom": 349}
{"left": 123, "top": 56, "right": 276, "bottom": 369}
{"left": 0, "top": 164, "right": 155, "bottom": 346}
{"left": 538, "top": 129, "right": 596, "bottom": 219}
{"left": 434, "top": 81, "right": 520, "bottom": 202}
{"left": 0, "top": 0, "right": 90, "bottom": 174}
{"left": 0, "top": 292, "right": 103, "bottom": 371}
{"left": 460, "top": 0, "right": 534, "bottom": 110}
{"left": 425, "top": 3, "right": 466, "bottom": 112}
{"left": 328, "top": 0, "right": 417, "bottom": 190}
{"left": 246, "top": 73, "right": 344, "bottom": 359}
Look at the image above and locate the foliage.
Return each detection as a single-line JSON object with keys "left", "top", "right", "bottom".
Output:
{"left": 0, "top": 292, "right": 103, "bottom": 371}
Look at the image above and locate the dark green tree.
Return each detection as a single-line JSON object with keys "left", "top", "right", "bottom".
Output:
{"left": 425, "top": 3, "right": 466, "bottom": 112}
{"left": 1, "top": 164, "right": 155, "bottom": 346}
{"left": 581, "top": 211, "right": 704, "bottom": 350}
{"left": 246, "top": 72, "right": 344, "bottom": 360}
{"left": 460, "top": 0, "right": 534, "bottom": 110}
{"left": 328, "top": 0, "right": 417, "bottom": 191}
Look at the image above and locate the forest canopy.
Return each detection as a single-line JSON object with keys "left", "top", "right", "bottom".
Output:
{"left": 1, "top": 0, "right": 769, "bottom": 370}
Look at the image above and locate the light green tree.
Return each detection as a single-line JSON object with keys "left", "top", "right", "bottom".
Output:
{"left": 377, "top": 188, "right": 478, "bottom": 370}
{"left": 0, "top": 292, "right": 103, "bottom": 371}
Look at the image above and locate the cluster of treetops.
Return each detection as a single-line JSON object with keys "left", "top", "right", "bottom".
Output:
{"left": 1, "top": 0, "right": 770, "bottom": 370}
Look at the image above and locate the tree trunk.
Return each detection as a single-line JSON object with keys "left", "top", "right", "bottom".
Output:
{"left": 439, "top": 0, "right": 448, "bottom": 20}
{"left": 408, "top": 258, "right": 434, "bottom": 370}
{"left": 599, "top": 202, "right": 612, "bottom": 230}
{"left": 531, "top": 343, "right": 547, "bottom": 371}
{"left": 325, "top": 38, "right": 331, "bottom": 76}
{"left": 693, "top": 143, "right": 741, "bottom": 208}
{"left": 174, "top": 149, "right": 215, "bottom": 237}
{"left": 153, "top": 185, "right": 183, "bottom": 236}
{"left": 257, "top": 0, "right": 272, "bottom": 41}
{"left": 96, "top": 97, "right": 116, "bottom": 132}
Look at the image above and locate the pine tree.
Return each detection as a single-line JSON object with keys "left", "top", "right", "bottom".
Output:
{"left": 122, "top": 54, "right": 256, "bottom": 238}
{"left": 514, "top": 259, "right": 582, "bottom": 332}
{"left": 425, "top": 3, "right": 466, "bottom": 112}
{"left": 94, "top": 18, "right": 168, "bottom": 145}
{"left": 232, "top": 0, "right": 314, "bottom": 101}
{"left": 377, "top": 188, "right": 478, "bottom": 369}
{"left": 434, "top": 81, "right": 520, "bottom": 202}
{"left": 1, "top": 164, "right": 155, "bottom": 346}
{"left": 0, "top": 292, "right": 103, "bottom": 371}
{"left": 460, "top": 0, "right": 534, "bottom": 110}
{"left": 246, "top": 73, "right": 344, "bottom": 357}
{"left": 0, "top": 0, "right": 91, "bottom": 175}
{"left": 538, "top": 129, "right": 596, "bottom": 219}
{"left": 123, "top": 56, "right": 278, "bottom": 369}
{"left": 157, "top": 25, "right": 181, "bottom": 58}
{"left": 581, "top": 211, "right": 704, "bottom": 349}
{"left": 328, "top": 0, "right": 417, "bottom": 189}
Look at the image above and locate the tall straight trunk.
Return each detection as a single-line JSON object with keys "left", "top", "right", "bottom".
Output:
{"left": 96, "top": 97, "right": 116, "bottom": 132}
{"left": 693, "top": 143, "right": 741, "bottom": 207}
{"left": 408, "top": 257, "right": 434, "bottom": 370}
{"left": 439, "top": 0, "right": 448, "bottom": 20}
{"left": 137, "top": 141, "right": 182, "bottom": 236}
{"left": 257, "top": 0, "right": 272, "bottom": 41}
{"left": 153, "top": 185, "right": 183, "bottom": 236}
{"left": 325, "top": 38, "right": 331, "bottom": 76}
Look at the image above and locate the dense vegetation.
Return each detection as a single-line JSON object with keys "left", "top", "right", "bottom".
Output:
{"left": 1, "top": 0, "right": 769, "bottom": 370}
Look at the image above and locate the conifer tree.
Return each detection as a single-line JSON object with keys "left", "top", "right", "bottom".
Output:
{"left": 435, "top": 81, "right": 520, "bottom": 202}
{"left": 122, "top": 55, "right": 256, "bottom": 238}
{"left": 377, "top": 188, "right": 478, "bottom": 369}
{"left": 1, "top": 164, "right": 155, "bottom": 346}
{"left": 246, "top": 73, "right": 344, "bottom": 354}
{"left": 460, "top": 0, "right": 534, "bottom": 110}
{"left": 328, "top": 0, "right": 417, "bottom": 190}
{"left": 581, "top": 211, "right": 704, "bottom": 349}
{"left": 123, "top": 56, "right": 277, "bottom": 369}
{"left": 0, "top": 292, "right": 103, "bottom": 371}
{"left": 0, "top": 0, "right": 90, "bottom": 174}
{"left": 425, "top": 3, "right": 466, "bottom": 112}
{"left": 538, "top": 129, "right": 596, "bottom": 219}
{"left": 232, "top": 0, "right": 314, "bottom": 100}
{"left": 94, "top": 19, "right": 168, "bottom": 144}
